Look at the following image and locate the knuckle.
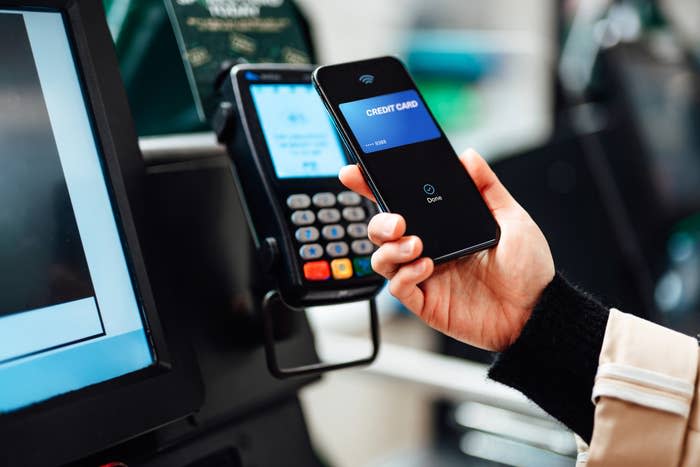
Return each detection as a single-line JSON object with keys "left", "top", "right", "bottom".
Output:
{"left": 367, "top": 215, "right": 387, "bottom": 243}
{"left": 402, "top": 237, "right": 418, "bottom": 256}
{"left": 399, "top": 237, "right": 421, "bottom": 260}
{"left": 388, "top": 279, "right": 403, "bottom": 299}
{"left": 412, "top": 236, "right": 423, "bottom": 254}
{"left": 370, "top": 249, "right": 392, "bottom": 276}
{"left": 370, "top": 250, "right": 383, "bottom": 271}
{"left": 368, "top": 212, "right": 390, "bottom": 226}
{"left": 367, "top": 230, "right": 382, "bottom": 246}
{"left": 388, "top": 274, "right": 409, "bottom": 299}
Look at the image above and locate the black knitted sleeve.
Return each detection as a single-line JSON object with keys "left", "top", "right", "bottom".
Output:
{"left": 488, "top": 272, "right": 610, "bottom": 443}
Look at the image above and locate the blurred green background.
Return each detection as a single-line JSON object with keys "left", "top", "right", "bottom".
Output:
{"left": 104, "top": 0, "right": 205, "bottom": 135}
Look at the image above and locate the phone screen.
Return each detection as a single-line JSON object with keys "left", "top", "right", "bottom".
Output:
{"left": 314, "top": 57, "right": 499, "bottom": 261}
{"left": 339, "top": 89, "right": 440, "bottom": 153}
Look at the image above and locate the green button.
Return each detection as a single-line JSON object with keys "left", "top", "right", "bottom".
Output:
{"left": 353, "top": 257, "right": 373, "bottom": 277}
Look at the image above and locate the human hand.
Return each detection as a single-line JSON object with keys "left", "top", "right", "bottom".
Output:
{"left": 339, "top": 149, "right": 555, "bottom": 351}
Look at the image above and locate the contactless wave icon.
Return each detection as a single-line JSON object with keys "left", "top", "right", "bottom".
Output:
{"left": 358, "top": 74, "right": 375, "bottom": 85}
{"left": 245, "top": 71, "right": 260, "bottom": 81}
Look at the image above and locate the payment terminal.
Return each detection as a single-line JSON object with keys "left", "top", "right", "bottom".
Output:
{"left": 215, "top": 64, "right": 385, "bottom": 309}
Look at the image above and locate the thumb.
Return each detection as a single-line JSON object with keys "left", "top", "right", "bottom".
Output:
{"left": 459, "top": 148, "right": 519, "bottom": 213}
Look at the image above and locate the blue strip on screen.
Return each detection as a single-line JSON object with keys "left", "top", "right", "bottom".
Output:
{"left": 0, "top": 10, "right": 153, "bottom": 413}
{"left": 339, "top": 89, "right": 441, "bottom": 154}
{"left": 0, "top": 298, "right": 103, "bottom": 362}
{"left": 0, "top": 331, "right": 152, "bottom": 412}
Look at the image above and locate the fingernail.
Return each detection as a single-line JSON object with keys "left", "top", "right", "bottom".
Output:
{"left": 383, "top": 216, "right": 399, "bottom": 237}
{"left": 415, "top": 260, "right": 426, "bottom": 273}
{"left": 400, "top": 238, "right": 415, "bottom": 254}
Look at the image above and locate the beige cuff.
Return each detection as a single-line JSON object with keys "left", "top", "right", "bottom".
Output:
{"left": 587, "top": 309, "right": 698, "bottom": 467}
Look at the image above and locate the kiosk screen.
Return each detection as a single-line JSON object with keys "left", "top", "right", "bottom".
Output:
{"left": 0, "top": 9, "right": 153, "bottom": 413}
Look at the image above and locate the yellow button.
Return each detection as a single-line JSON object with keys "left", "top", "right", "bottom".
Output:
{"left": 331, "top": 258, "right": 353, "bottom": 280}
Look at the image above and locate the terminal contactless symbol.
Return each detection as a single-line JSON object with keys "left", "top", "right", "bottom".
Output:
{"left": 358, "top": 74, "right": 375, "bottom": 85}
{"left": 423, "top": 184, "right": 436, "bottom": 195}
{"left": 244, "top": 71, "right": 260, "bottom": 81}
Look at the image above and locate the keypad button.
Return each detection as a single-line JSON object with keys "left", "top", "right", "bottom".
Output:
{"left": 326, "top": 242, "right": 349, "bottom": 258}
{"left": 346, "top": 223, "right": 368, "bottom": 238}
{"left": 322, "top": 224, "right": 345, "bottom": 240}
{"left": 304, "top": 260, "right": 331, "bottom": 281}
{"left": 342, "top": 207, "right": 366, "bottom": 222}
{"left": 351, "top": 239, "right": 374, "bottom": 255}
{"left": 331, "top": 258, "right": 353, "bottom": 280}
{"left": 317, "top": 208, "right": 341, "bottom": 224}
{"left": 299, "top": 244, "right": 323, "bottom": 260}
{"left": 353, "top": 256, "right": 374, "bottom": 277}
{"left": 338, "top": 191, "right": 362, "bottom": 206}
{"left": 312, "top": 192, "right": 336, "bottom": 207}
{"left": 291, "top": 210, "right": 315, "bottom": 226}
{"left": 287, "top": 194, "right": 311, "bottom": 209}
{"left": 295, "top": 227, "right": 319, "bottom": 243}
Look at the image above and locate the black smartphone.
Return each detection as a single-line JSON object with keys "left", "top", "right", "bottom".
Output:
{"left": 312, "top": 56, "right": 500, "bottom": 263}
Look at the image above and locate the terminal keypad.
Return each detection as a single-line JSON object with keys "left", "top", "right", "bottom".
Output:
{"left": 288, "top": 191, "right": 375, "bottom": 281}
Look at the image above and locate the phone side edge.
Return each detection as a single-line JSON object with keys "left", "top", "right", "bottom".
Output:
{"left": 312, "top": 69, "right": 390, "bottom": 213}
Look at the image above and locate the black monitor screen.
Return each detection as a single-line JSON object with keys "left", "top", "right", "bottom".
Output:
{"left": 0, "top": 9, "right": 154, "bottom": 413}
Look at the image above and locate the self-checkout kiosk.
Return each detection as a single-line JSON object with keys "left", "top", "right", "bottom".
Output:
{"left": 0, "top": 1, "right": 381, "bottom": 466}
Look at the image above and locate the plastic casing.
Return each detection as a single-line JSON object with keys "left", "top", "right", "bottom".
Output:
{"left": 219, "top": 64, "right": 385, "bottom": 308}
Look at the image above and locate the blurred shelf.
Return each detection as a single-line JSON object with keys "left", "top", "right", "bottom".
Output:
{"left": 313, "top": 331, "right": 548, "bottom": 419}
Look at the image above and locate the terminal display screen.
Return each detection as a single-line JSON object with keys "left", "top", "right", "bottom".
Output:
{"left": 0, "top": 10, "right": 154, "bottom": 413}
{"left": 250, "top": 83, "right": 348, "bottom": 179}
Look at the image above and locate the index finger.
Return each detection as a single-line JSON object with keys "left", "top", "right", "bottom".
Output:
{"left": 339, "top": 164, "right": 376, "bottom": 202}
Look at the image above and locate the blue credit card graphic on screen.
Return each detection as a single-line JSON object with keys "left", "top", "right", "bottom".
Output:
{"left": 339, "top": 89, "right": 440, "bottom": 154}
{"left": 250, "top": 84, "right": 347, "bottom": 178}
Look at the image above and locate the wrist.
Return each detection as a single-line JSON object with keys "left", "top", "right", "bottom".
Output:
{"left": 489, "top": 272, "right": 610, "bottom": 442}
{"left": 506, "top": 268, "right": 556, "bottom": 350}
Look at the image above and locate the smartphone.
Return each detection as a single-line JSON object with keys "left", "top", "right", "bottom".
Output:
{"left": 312, "top": 56, "right": 500, "bottom": 263}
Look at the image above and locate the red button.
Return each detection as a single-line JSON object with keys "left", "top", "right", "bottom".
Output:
{"left": 304, "top": 261, "right": 331, "bottom": 281}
